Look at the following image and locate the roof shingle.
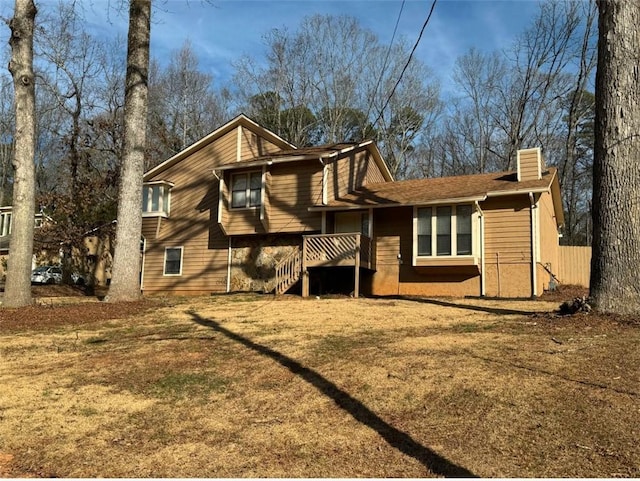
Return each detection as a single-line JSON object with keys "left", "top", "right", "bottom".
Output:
{"left": 317, "top": 167, "right": 558, "bottom": 209}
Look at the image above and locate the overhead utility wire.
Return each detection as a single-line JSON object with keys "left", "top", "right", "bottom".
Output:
{"left": 362, "top": 0, "right": 406, "bottom": 136}
{"left": 370, "top": 0, "right": 438, "bottom": 132}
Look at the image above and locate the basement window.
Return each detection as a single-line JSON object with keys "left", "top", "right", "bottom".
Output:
{"left": 163, "top": 247, "right": 183, "bottom": 276}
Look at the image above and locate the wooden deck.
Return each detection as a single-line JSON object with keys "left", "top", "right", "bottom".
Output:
{"left": 274, "top": 233, "right": 374, "bottom": 297}
{"left": 301, "top": 233, "right": 373, "bottom": 298}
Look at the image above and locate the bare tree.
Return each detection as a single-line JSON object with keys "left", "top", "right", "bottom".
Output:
{"left": 0, "top": 69, "right": 15, "bottom": 207}
{"left": 36, "top": 1, "right": 104, "bottom": 197}
{"left": 106, "top": 0, "right": 150, "bottom": 302}
{"left": 4, "top": 0, "right": 37, "bottom": 307}
{"left": 590, "top": 0, "right": 640, "bottom": 314}
{"left": 445, "top": 49, "right": 506, "bottom": 173}
{"left": 234, "top": 14, "right": 441, "bottom": 177}
{"left": 147, "top": 40, "right": 230, "bottom": 166}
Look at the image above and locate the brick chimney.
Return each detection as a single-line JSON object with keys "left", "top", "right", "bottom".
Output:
{"left": 517, "top": 148, "right": 545, "bottom": 181}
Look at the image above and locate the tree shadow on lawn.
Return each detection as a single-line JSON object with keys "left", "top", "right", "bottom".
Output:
{"left": 389, "top": 295, "right": 542, "bottom": 316}
{"left": 190, "top": 311, "right": 477, "bottom": 478}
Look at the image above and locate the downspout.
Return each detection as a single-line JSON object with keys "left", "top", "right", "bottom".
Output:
{"left": 529, "top": 192, "right": 538, "bottom": 298}
{"left": 226, "top": 236, "right": 232, "bottom": 293}
{"left": 320, "top": 158, "right": 328, "bottom": 205}
{"left": 475, "top": 201, "right": 485, "bottom": 297}
{"left": 140, "top": 237, "right": 146, "bottom": 292}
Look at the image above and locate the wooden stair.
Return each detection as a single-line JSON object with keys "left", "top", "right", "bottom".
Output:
{"left": 274, "top": 249, "right": 302, "bottom": 295}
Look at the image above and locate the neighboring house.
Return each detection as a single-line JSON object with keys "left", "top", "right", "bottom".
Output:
{"left": 0, "top": 206, "right": 46, "bottom": 280}
{"left": 141, "top": 114, "right": 564, "bottom": 299}
{"left": 0, "top": 206, "right": 113, "bottom": 286}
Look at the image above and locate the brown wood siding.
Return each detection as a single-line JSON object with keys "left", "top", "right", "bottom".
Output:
{"left": 239, "top": 126, "right": 283, "bottom": 160}
{"left": 142, "top": 130, "right": 241, "bottom": 294}
{"left": 327, "top": 150, "right": 387, "bottom": 201}
{"left": 483, "top": 196, "right": 532, "bottom": 263}
{"left": 481, "top": 195, "right": 533, "bottom": 297}
{"left": 364, "top": 152, "right": 387, "bottom": 184}
{"left": 266, "top": 161, "right": 323, "bottom": 233}
{"left": 143, "top": 183, "right": 229, "bottom": 293}
{"left": 370, "top": 207, "right": 480, "bottom": 297}
{"left": 518, "top": 149, "right": 540, "bottom": 181}
{"left": 141, "top": 125, "right": 301, "bottom": 294}
{"left": 148, "top": 130, "right": 238, "bottom": 185}
{"left": 142, "top": 239, "right": 229, "bottom": 294}
{"left": 537, "top": 191, "right": 560, "bottom": 292}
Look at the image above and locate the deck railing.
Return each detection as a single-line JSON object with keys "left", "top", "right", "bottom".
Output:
{"left": 302, "top": 233, "right": 373, "bottom": 270}
{"left": 273, "top": 233, "right": 374, "bottom": 296}
{"left": 274, "top": 248, "right": 302, "bottom": 295}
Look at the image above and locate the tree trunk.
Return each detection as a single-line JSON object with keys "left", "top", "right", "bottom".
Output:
{"left": 105, "top": 0, "right": 150, "bottom": 302}
{"left": 4, "top": 0, "right": 37, "bottom": 308}
{"left": 590, "top": 0, "right": 640, "bottom": 313}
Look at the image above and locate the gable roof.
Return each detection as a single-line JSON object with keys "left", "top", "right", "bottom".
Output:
{"left": 311, "top": 167, "right": 564, "bottom": 225}
{"left": 214, "top": 139, "right": 394, "bottom": 182}
{"left": 143, "top": 114, "right": 297, "bottom": 181}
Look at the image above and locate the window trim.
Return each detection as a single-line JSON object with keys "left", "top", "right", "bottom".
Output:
{"left": 142, "top": 181, "right": 173, "bottom": 217}
{"left": 413, "top": 204, "right": 477, "bottom": 267}
{"left": 163, "top": 246, "right": 184, "bottom": 276}
{"left": 230, "top": 170, "right": 263, "bottom": 210}
{"left": 0, "top": 211, "right": 12, "bottom": 236}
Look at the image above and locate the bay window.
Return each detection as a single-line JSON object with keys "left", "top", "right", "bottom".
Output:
{"left": 142, "top": 182, "right": 172, "bottom": 216}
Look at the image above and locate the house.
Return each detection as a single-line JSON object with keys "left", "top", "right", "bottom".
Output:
{"left": 0, "top": 206, "right": 46, "bottom": 280}
{"left": 140, "top": 115, "right": 564, "bottom": 299}
{"left": 0, "top": 206, "right": 113, "bottom": 286}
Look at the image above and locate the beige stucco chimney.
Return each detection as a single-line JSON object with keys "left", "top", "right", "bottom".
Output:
{"left": 517, "top": 148, "right": 545, "bottom": 181}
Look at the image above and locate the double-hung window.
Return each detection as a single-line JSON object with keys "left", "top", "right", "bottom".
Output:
{"left": 416, "top": 204, "right": 474, "bottom": 261}
{"left": 163, "top": 247, "right": 183, "bottom": 276}
{"left": 456, "top": 205, "right": 472, "bottom": 255}
{"left": 231, "top": 171, "right": 262, "bottom": 209}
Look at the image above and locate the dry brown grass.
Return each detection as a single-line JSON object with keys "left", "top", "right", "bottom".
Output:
{"left": 1, "top": 292, "right": 639, "bottom": 477}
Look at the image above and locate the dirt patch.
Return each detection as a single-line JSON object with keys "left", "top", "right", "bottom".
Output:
{"left": 0, "top": 293, "right": 638, "bottom": 478}
{"left": 539, "top": 283, "right": 589, "bottom": 302}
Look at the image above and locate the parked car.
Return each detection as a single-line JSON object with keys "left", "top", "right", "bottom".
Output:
{"left": 31, "top": 265, "right": 63, "bottom": 284}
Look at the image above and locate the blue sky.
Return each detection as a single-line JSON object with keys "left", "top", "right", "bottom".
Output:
{"left": 1, "top": 0, "right": 543, "bottom": 95}
{"left": 81, "top": 0, "right": 543, "bottom": 92}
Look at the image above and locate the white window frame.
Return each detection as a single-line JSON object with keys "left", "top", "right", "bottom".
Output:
{"left": 0, "top": 212, "right": 12, "bottom": 236}
{"left": 142, "top": 181, "right": 173, "bottom": 217}
{"left": 230, "top": 171, "right": 262, "bottom": 210}
{"left": 413, "top": 204, "right": 477, "bottom": 265}
{"left": 163, "top": 246, "right": 183, "bottom": 276}
{"left": 0, "top": 211, "right": 44, "bottom": 235}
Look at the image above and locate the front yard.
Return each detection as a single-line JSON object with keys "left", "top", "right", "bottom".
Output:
{"left": 0, "top": 292, "right": 638, "bottom": 477}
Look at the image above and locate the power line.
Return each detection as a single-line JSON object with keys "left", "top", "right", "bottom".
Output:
{"left": 370, "top": 0, "right": 438, "bottom": 133}
{"left": 362, "top": 0, "right": 406, "bottom": 135}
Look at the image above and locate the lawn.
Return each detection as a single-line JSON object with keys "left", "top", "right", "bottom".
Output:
{"left": 0, "top": 291, "right": 638, "bottom": 477}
